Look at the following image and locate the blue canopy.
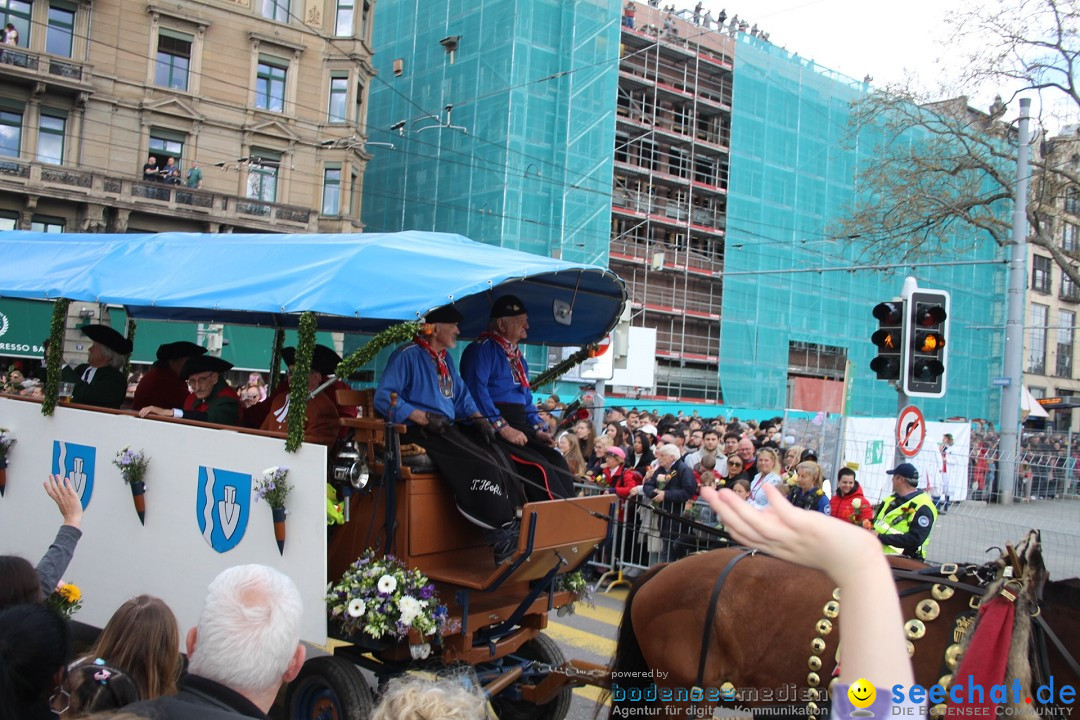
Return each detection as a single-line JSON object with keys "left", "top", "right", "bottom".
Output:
{"left": 0, "top": 231, "right": 626, "bottom": 345}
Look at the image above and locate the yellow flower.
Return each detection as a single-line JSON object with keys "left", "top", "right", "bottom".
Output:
{"left": 59, "top": 583, "right": 81, "bottom": 603}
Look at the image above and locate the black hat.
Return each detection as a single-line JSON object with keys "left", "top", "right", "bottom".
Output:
{"left": 81, "top": 324, "right": 133, "bottom": 355}
{"left": 281, "top": 344, "right": 342, "bottom": 376}
{"left": 887, "top": 462, "right": 920, "bottom": 483}
{"left": 180, "top": 354, "right": 233, "bottom": 380}
{"left": 156, "top": 341, "right": 208, "bottom": 362}
{"left": 425, "top": 304, "right": 463, "bottom": 324}
{"left": 491, "top": 294, "right": 527, "bottom": 318}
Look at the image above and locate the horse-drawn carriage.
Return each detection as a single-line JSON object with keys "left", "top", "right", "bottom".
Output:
{"left": 0, "top": 230, "right": 626, "bottom": 720}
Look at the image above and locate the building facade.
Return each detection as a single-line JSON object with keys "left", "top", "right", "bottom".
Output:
{"left": 0, "top": 0, "right": 376, "bottom": 235}
{"left": 359, "top": 1, "right": 1005, "bottom": 421}
{"left": 1024, "top": 127, "right": 1080, "bottom": 431}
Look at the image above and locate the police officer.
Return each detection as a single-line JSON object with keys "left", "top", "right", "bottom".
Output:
{"left": 375, "top": 304, "right": 521, "bottom": 564}
{"left": 460, "top": 295, "right": 576, "bottom": 501}
{"left": 872, "top": 462, "right": 937, "bottom": 560}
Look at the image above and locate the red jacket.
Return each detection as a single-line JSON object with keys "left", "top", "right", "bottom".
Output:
{"left": 605, "top": 465, "right": 642, "bottom": 521}
{"left": 830, "top": 481, "right": 873, "bottom": 525}
{"left": 132, "top": 364, "right": 188, "bottom": 411}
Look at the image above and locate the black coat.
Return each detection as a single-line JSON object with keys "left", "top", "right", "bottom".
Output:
{"left": 123, "top": 674, "right": 268, "bottom": 719}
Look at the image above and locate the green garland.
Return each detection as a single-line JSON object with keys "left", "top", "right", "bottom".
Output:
{"left": 269, "top": 327, "right": 285, "bottom": 393}
{"left": 123, "top": 317, "right": 136, "bottom": 379}
{"left": 285, "top": 312, "right": 317, "bottom": 453}
{"left": 530, "top": 343, "right": 597, "bottom": 390}
{"left": 335, "top": 321, "right": 422, "bottom": 380}
{"left": 41, "top": 298, "right": 70, "bottom": 417}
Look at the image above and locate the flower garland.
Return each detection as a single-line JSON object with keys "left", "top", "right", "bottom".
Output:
{"left": 123, "top": 317, "right": 137, "bottom": 379}
{"left": 285, "top": 313, "right": 317, "bottom": 453}
{"left": 269, "top": 327, "right": 285, "bottom": 393}
{"left": 531, "top": 343, "right": 598, "bottom": 390}
{"left": 41, "top": 298, "right": 70, "bottom": 417}
{"left": 334, "top": 321, "right": 422, "bottom": 380}
{"left": 327, "top": 549, "right": 449, "bottom": 641}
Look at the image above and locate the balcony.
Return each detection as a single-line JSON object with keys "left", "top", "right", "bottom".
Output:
{"left": 0, "top": 159, "right": 316, "bottom": 231}
{"left": 0, "top": 46, "right": 94, "bottom": 95}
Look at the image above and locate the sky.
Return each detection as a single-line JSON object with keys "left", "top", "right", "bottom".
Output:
{"left": 687, "top": 0, "right": 1075, "bottom": 130}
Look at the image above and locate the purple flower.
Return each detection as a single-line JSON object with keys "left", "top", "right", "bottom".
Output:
{"left": 419, "top": 585, "right": 434, "bottom": 599}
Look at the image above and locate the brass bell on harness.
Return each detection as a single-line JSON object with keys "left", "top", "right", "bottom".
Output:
{"left": 945, "top": 643, "right": 964, "bottom": 670}
{"left": 811, "top": 637, "right": 826, "bottom": 654}
{"left": 832, "top": 588, "right": 841, "bottom": 601}
{"left": 823, "top": 600, "right": 840, "bottom": 619}
{"left": 807, "top": 672, "right": 820, "bottom": 687}
{"left": 816, "top": 619, "right": 833, "bottom": 635}
{"left": 808, "top": 688, "right": 821, "bottom": 701}
{"left": 904, "top": 619, "right": 926, "bottom": 640}
{"left": 916, "top": 599, "right": 941, "bottom": 622}
{"left": 932, "top": 583, "right": 955, "bottom": 601}
{"left": 808, "top": 655, "right": 822, "bottom": 671}
{"left": 939, "top": 674, "right": 953, "bottom": 690}
{"left": 930, "top": 704, "right": 948, "bottom": 718}
{"left": 906, "top": 641, "right": 915, "bottom": 657}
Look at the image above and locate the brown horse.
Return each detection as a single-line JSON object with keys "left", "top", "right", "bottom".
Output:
{"left": 608, "top": 542, "right": 1080, "bottom": 717}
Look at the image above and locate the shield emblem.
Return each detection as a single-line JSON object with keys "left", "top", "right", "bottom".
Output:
{"left": 196, "top": 467, "right": 251, "bottom": 553}
{"left": 52, "top": 441, "right": 96, "bottom": 510}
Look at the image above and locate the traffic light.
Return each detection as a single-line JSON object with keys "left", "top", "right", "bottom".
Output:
{"left": 870, "top": 301, "right": 904, "bottom": 381}
{"left": 903, "top": 289, "right": 950, "bottom": 398}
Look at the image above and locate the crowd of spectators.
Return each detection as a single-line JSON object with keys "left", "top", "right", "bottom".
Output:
{"left": 624, "top": 1, "right": 774, "bottom": 44}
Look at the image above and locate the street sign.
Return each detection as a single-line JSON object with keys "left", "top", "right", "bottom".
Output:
{"left": 992, "top": 377, "right": 1011, "bottom": 387}
{"left": 896, "top": 405, "right": 926, "bottom": 458}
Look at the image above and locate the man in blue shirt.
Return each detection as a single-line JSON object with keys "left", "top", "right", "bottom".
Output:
{"left": 460, "top": 295, "right": 576, "bottom": 500}
{"left": 375, "top": 304, "right": 522, "bottom": 563}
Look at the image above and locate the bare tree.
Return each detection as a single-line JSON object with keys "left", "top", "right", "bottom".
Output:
{"left": 837, "top": 0, "right": 1080, "bottom": 284}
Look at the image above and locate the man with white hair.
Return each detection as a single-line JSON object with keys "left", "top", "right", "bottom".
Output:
{"left": 638, "top": 443, "right": 698, "bottom": 562}
{"left": 125, "top": 564, "right": 306, "bottom": 718}
{"left": 62, "top": 324, "right": 131, "bottom": 408}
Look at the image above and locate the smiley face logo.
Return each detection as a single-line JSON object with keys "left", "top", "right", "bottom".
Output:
{"left": 848, "top": 678, "right": 877, "bottom": 709}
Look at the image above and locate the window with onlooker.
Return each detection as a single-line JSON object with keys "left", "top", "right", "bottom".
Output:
{"left": 46, "top": 2, "right": 76, "bottom": 57}
{"left": 255, "top": 58, "right": 287, "bottom": 112}
{"left": 261, "top": 0, "right": 290, "bottom": 23}
{"left": 148, "top": 129, "right": 184, "bottom": 166}
{"left": 1028, "top": 303, "right": 1049, "bottom": 375}
{"left": 1032, "top": 255, "right": 1052, "bottom": 294}
{"left": 1065, "top": 187, "right": 1079, "bottom": 216}
{"left": 36, "top": 112, "right": 65, "bottom": 164}
{"left": 322, "top": 165, "right": 341, "bottom": 215}
{"left": 0, "top": 0, "right": 30, "bottom": 47}
{"left": 246, "top": 149, "right": 280, "bottom": 202}
{"left": 155, "top": 30, "right": 192, "bottom": 91}
{"left": 328, "top": 75, "right": 347, "bottom": 123}
{"left": 0, "top": 107, "right": 22, "bottom": 157}
{"left": 335, "top": 0, "right": 354, "bottom": 36}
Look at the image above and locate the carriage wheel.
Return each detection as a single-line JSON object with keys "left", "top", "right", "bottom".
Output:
{"left": 491, "top": 633, "right": 573, "bottom": 720}
{"left": 285, "top": 656, "right": 374, "bottom": 720}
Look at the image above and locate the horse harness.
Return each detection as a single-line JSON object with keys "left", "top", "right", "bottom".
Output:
{"left": 690, "top": 551, "right": 1080, "bottom": 717}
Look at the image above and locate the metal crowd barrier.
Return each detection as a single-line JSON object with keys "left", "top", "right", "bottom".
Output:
{"left": 573, "top": 482, "right": 732, "bottom": 593}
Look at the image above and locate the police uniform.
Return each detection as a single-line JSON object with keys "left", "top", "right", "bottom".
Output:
{"left": 375, "top": 307, "right": 521, "bottom": 533}
{"left": 460, "top": 295, "right": 576, "bottom": 501}
{"left": 873, "top": 463, "right": 937, "bottom": 560}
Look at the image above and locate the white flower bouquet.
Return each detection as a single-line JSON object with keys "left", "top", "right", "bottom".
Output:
{"left": 327, "top": 549, "right": 449, "bottom": 642}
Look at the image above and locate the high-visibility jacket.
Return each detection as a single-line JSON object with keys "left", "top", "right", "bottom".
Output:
{"left": 872, "top": 490, "right": 937, "bottom": 560}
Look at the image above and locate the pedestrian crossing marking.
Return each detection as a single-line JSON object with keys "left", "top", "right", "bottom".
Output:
{"left": 543, "top": 622, "right": 617, "bottom": 657}
{"left": 571, "top": 602, "right": 623, "bottom": 627}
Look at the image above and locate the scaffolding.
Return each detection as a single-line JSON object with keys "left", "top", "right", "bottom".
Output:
{"left": 611, "top": 5, "right": 734, "bottom": 399}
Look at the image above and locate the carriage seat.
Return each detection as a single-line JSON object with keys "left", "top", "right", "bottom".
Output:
{"left": 336, "top": 388, "right": 435, "bottom": 474}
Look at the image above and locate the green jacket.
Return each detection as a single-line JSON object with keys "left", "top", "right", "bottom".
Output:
{"left": 64, "top": 364, "right": 126, "bottom": 409}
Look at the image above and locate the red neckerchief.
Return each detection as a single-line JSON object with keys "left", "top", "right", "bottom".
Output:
{"left": 413, "top": 335, "right": 453, "bottom": 397}
{"left": 480, "top": 331, "right": 529, "bottom": 389}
